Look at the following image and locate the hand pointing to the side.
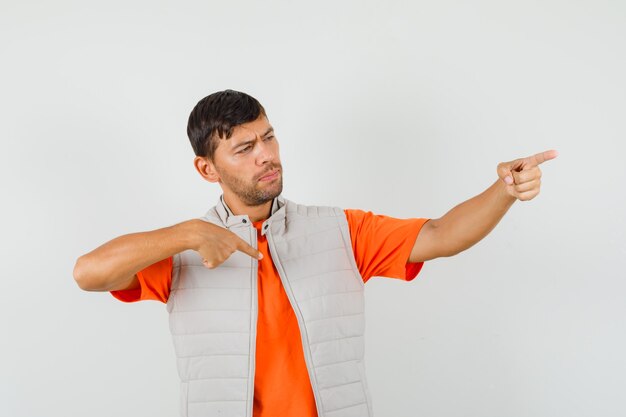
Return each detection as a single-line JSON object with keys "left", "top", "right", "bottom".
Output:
{"left": 497, "top": 149, "right": 559, "bottom": 201}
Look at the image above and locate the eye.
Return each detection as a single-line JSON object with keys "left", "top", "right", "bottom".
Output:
{"left": 264, "top": 135, "right": 275, "bottom": 141}
{"left": 237, "top": 145, "right": 252, "bottom": 154}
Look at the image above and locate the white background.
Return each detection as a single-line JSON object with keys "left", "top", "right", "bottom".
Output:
{"left": 1, "top": 1, "right": 625, "bottom": 416}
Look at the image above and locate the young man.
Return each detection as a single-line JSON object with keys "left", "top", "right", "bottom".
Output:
{"left": 73, "top": 89, "right": 557, "bottom": 417}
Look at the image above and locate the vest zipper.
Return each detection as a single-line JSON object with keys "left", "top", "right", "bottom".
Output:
{"left": 248, "top": 225, "right": 259, "bottom": 417}
{"left": 265, "top": 230, "right": 324, "bottom": 417}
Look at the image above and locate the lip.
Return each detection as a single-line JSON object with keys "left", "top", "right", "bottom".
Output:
{"left": 258, "top": 169, "right": 279, "bottom": 181}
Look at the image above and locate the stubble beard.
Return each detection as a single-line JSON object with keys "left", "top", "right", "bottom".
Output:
{"left": 217, "top": 164, "right": 283, "bottom": 206}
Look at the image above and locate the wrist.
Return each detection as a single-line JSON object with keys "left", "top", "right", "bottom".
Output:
{"left": 495, "top": 178, "right": 517, "bottom": 205}
{"left": 174, "top": 219, "right": 202, "bottom": 252}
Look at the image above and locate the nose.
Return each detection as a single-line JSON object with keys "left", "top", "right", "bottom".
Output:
{"left": 255, "top": 136, "right": 275, "bottom": 165}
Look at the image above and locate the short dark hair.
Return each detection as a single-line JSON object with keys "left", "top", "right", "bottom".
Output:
{"left": 187, "top": 89, "right": 266, "bottom": 160}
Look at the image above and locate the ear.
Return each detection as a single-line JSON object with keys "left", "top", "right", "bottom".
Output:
{"left": 194, "top": 156, "right": 221, "bottom": 183}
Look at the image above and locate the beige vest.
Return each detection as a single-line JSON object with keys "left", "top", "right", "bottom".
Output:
{"left": 166, "top": 195, "right": 373, "bottom": 417}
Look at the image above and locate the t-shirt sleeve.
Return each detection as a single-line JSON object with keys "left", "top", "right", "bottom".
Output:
{"left": 344, "top": 209, "right": 431, "bottom": 284}
{"left": 109, "top": 256, "right": 173, "bottom": 303}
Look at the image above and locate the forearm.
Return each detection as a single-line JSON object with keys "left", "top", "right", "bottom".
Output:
{"left": 436, "top": 179, "right": 517, "bottom": 256}
{"left": 73, "top": 219, "right": 199, "bottom": 291}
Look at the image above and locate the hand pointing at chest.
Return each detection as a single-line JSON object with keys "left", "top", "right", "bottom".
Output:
{"left": 497, "top": 149, "right": 559, "bottom": 201}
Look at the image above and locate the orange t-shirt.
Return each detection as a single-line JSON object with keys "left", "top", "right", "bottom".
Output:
{"left": 111, "top": 209, "right": 430, "bottom": 417}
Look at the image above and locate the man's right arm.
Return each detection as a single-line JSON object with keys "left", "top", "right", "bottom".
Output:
{"left": 73, "top": 218, "right": 262, "bottom": 292}
{"left": 73, "top": 220, "right": 199, "bottom": 292}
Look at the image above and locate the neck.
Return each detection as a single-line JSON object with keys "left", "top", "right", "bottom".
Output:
{"left": 223, "top": 193, "right": 273, "bottom": 222}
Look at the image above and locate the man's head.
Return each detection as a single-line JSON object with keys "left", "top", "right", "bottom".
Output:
{"left": 187, "top": 89, "right": 283, "bottom": 208}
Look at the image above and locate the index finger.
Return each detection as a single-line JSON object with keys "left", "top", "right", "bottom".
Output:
{"left": 235, "top": 237, "right": 263, "bottom": 260}
{"left": 529, "top": 149, "right": 559, "bottom": 166}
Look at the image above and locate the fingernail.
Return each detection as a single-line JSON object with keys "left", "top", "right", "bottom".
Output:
{"left": 504, "top": 176, "right": 513, "bottom": 185}
{"left": 258, "top": 253, "right": 264, "bottom": 260}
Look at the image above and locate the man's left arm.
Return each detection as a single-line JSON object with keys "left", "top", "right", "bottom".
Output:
{"left": 410, "top": 149, "right": 559, "bottom": 262}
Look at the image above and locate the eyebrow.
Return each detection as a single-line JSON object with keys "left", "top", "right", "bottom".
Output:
{"left": 231, "top": 127, "right": 274, "bottom": 150}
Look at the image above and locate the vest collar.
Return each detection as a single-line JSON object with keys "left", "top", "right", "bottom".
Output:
{"left": 215, "top": 194, "right": 286, "bottom": 235}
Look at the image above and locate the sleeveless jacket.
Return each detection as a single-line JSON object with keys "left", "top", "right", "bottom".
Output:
{"left": 166, "top": 194, "right": 373, "bottom": 417}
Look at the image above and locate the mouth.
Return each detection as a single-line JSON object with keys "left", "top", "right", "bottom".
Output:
{"left": 258, "top": 169, "right": 280, "bottom": 182}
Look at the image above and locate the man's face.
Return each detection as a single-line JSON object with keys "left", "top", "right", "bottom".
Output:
{"left": 210, "top": 115, "right": 283, "bottom": 206}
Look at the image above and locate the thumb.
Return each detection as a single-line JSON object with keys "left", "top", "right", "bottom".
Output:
{"left": 497, "top": 160, "right": 521, "bottom": 185}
